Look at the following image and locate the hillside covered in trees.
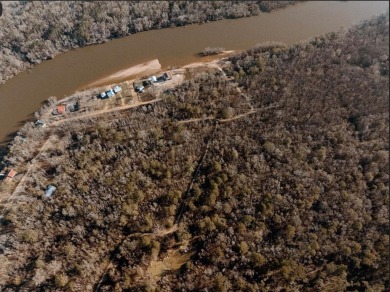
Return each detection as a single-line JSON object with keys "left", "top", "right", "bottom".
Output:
{"left": 0, "top": 1, "right": 296, "bottom": 84}
{"left": 0, "top": 12, "right": 388, "bottom": 291}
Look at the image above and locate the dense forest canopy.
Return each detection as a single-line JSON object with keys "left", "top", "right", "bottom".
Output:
{"left": 0, "top": 1, "right": 296, "bottom": 84}
{"left": 0, "top": 9, "right": 388, "bottom": 292}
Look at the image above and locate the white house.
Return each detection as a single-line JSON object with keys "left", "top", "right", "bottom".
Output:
{"left": 149, "top": 76, "right": 157, "bottom": 83}
{"left": 106, "top": 89, "right": 115, "bottom": 98}
{"left": 44, "top": 185, "right": 57, "bottom": 197}
{"left": 113, "top": 85, "right": 122, "bottom": 93}
{"left": 136, "top": 85, "right": 145, "bottom": 93}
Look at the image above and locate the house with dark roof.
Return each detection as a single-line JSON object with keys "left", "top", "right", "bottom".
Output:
{"left": 35, "top": 120, "right": 46, "bottom": 128}
{"left": 163, "top": 72, "right": 172, "bottom": 80}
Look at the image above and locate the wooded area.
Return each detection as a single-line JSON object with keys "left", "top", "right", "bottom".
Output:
{"left": 0, "top": 12, "right": 388, "bottom": 292}
{"left": 0, "top": 1, "right": 296, "bottom": 84}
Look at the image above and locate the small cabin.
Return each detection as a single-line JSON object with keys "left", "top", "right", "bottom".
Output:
{"left": 44, "top": 185, "right": 57, "bottom": 197}
{"left": 35, "top": 120, "right": 46, "bottom": 128}
{"left": 75, "top": 100, "right": 81, "bottom": 111}
{"left": 4, "top": 169, "right": 17, "bottom": 183}
{"left": 106, "top": 89, "right": 115, "bottom": 98}
{"left": 113, "top": 86, "right": 122, "bottom": 93}
{"left": 57, "top": 105, "right": 66, "bottom": 115}
{"left": 163, "top": 72, "right": 172, "bottom": 80}
{"left": 100, "top": 92, "right": 107, "bottom": 99}
{"left": 149, "top": 76, "right": 157, "bottom": 83}
{"left": 135, "top": 85, "right": 145, "bottom": 93}
{"left": 53, "top": 104, "right": 66, "bottom": 115}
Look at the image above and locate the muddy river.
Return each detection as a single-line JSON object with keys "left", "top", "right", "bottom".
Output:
{"left": 0, "top": 1, "right": 388, "bottom": 145}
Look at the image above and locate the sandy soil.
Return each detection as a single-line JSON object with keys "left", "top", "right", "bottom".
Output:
{"left": 51, "top": 98, "right": 161, "bottom": 126}
{"left": 47, "top": 54, "right": 247, "bottom": 131}
{"left": 85, "top": 50, "right": 234, "bottom": 89}
{"left": 153, "top": 72, "right": 185, "bottom": 91}
{"left": 86, "top": 59, "right": 162, "bottom": 88}
{"left": 183, "top": 50, "right": 235, "bottom": 69}
{"left": 221, "top": 50, "right": 236, "bottom": 55}
{"left": 149, "top": 250, "right": 194, "bottom": 286}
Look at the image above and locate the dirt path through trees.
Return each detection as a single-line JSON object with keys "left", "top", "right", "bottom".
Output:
{"left": 0, "top": 136, "right": 55, "bottom": 217}
{"left": 94, "top": 224, "right": 178, "bottom": 291}
{"left": 148, "top": 249, "right": 194, "bottom": 288}
{"left": 52, "top": 98, "right": 161, "bottom": 126}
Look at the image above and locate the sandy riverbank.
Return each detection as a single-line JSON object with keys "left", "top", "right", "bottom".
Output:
{"left": 182, "top": 50, "right": 235, "bottom": 68}
{"left": 86, "top": 50, "right": 235, "bottom": 88}
{"left": 86, "top": 59, "right": 162, "bottom": 88}
{"left": 49, "top": 54, "right": 232, "bottom": 127}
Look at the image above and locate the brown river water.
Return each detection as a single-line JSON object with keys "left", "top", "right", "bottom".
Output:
{"left": 0, "top": 1, "right": 388, "bottom": 146}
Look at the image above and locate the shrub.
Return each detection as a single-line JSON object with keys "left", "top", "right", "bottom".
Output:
{"left": 200, "top": 47, "right": 225, "bottom": 56}
{"left": 54, "top": 274, "right": 69, "bottom": 287}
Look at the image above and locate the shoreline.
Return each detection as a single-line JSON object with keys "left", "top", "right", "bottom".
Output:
{"left": 0, "top": 52, "right": 235, "bottom": 162}
{"left": 82, "top": 50, "right": 236, "bottom": 89}
{"left": 0, "top": 51, "right": 233, "bottom": 147}
{"left": 85, "top": 59, "right": 162, "bottom": 89}
{"left": 74, "top": 50, "right": 237, "bottom": 95}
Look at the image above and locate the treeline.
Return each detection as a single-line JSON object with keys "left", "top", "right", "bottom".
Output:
{"left": 0, "top": 12, "right": 388, "bottom": 291}
{"left": 0, "top": 1, "right": 297, "bottom": 84}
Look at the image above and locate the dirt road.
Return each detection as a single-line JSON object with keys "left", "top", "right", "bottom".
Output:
{"left": 52, "top": 98, "right": 161, "bottom": 126}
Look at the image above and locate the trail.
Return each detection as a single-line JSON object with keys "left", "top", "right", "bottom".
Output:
{"left": 174, "top": 122, "right": 219, "bottom": 224}
{"left": 177, "top": 116, "right": 215, "bottom": 124}
{"left": 52, "top": 98, "right": 161, "bottom": 126}
{"left": 95, "top": 106, "right": 261, "bottom": 290}
{"left": 0, "top": 136, "right": 54, "bottom": 216}
{"left": 236, "top": 86, "right": 254, "bottom": 111}
{"left": 148, "top": 249, "right": 194, "bottom": 288}
{"left": 94, "top": 224, "right": 178, "bottom": 291}
{"left": 219, "top": 109, "right": 258, "bottom": 122}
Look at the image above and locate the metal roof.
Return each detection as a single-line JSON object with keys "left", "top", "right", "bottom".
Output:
{"left": 44, "top": 185, "right": 57, "bottom": 197}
